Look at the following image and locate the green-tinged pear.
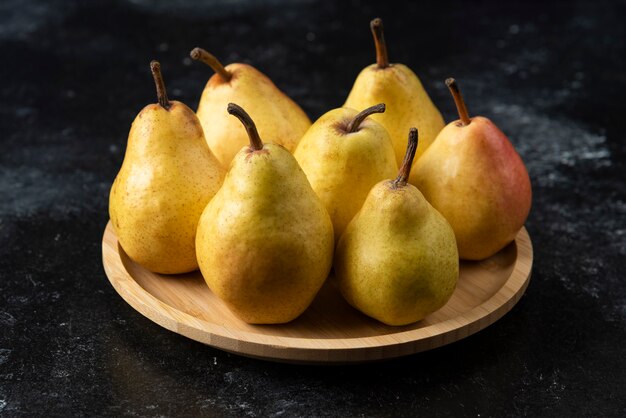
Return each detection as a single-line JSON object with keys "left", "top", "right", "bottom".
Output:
{"left": 335, "top": 128, "right": 458, "bottom": 326}
{"left": 195, "top": 103, "right": 334, "bottom": 324}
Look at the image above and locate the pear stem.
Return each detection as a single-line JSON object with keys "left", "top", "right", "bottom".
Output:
{"left": 227, "top": 103, "right": 263, "bottom": 151}
{"left": 346, "top": 103, "right": 386, "bottom": 133}
{"left": 446, "top": 78, "right": 471, "bottom": 126}
{"left": 150, "top": 61, "right": 170, "bottom": 110}
{"left": 190, "top": 47, "right": 232, "bottom": 82}
{"left": 392, "top": 128, "right": 418, "bottom": 188}
{"left": 370, "top": 18, "right": 389, "bottom": 69}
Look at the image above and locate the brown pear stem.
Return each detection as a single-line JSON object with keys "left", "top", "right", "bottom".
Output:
{"left": 392, "top": 128, "right": 418, "bottom": 188}
{"left": 346, "top": 103, "right": 386, "bottom": 133}
{"left": 227, "top": 103, "right": 263, "bottom": 151}
{"left": 446, "top": 78, "right": 471, "bottom": 125}
{"left": 190, "top": 47, "right": 232, "bottom": 82}
{"left": 150, "top": 61, "right": 170, "bottom": 109}
{"left": 370, "top": 18, "right": 389, "bottom": 69}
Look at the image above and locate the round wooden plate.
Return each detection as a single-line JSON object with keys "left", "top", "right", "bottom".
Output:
{"left": 102, "top": 221, "right": 532, "bottom": 364}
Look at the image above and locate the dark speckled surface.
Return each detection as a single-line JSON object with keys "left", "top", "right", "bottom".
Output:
{"left": 1, "top": 0, "right": 625, "bottom": 416}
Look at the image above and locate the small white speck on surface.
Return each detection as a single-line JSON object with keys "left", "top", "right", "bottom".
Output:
{"left": 52, "top": 369, "right": 70, "bottom": 378}
{"left": 509, "top": 24, "right": 520, "bottom": 34}
{"left": 182, "top": 57, "right": 192, "bottom": 66}
{"left": 0, "top": 311, "right": 16, "bottom": 326}
{"left": 158, "top": 42, "right": 169, "bottom": 51}
{"left": 172, "top": 88, "right": 182, "bottom": 96}
{"left": 305, "top": 31, "right": 315, "bottom": 41}
{"left": 26, "top": 274, "right": 37, "bottom": 287}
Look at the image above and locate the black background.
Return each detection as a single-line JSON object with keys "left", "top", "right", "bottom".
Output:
{"left": 1, "top": 0, "right": 625, "bottom": 416}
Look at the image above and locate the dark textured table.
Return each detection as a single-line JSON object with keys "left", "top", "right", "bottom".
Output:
{"left": 1, "top": 0, "right": 625, "bottom": 416}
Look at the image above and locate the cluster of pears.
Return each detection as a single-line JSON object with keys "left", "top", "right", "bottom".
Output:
{"left": 109, "top": 18, "right": 531, "bottom": 326}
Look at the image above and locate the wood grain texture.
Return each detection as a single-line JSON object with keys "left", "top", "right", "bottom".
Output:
{"left": 102, "top": 221, "right": 533, "bottom": 364}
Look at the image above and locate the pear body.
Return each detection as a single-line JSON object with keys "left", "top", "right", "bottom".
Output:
{"left": 294, "top": 107, "right": 397, "bottom": 241}
{"left": 344, "top": 64, "right": 444, "bottom": 165}
{"left": 196, "top": 64, "right": 311, "bottom": 167}
{"left": 196, "top": 143, "right": 334, "bottom": 324}
{"left": 410, "top": 116, "right": 532, "bottom": 260}
{"left": 109, "top": 102, "right": 225, "bottom": 274}
{"left": 335, "top": 181, "right": 458, "bottom": 326}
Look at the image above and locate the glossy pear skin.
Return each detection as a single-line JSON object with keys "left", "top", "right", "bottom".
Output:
{"left": 410, "top": 116, "right": 532, "bottom": 260}
{"left": 196, "top": 64, "right": 311, "bottom": 167}
{"left": 344, "top": 64, "right": 445, "bottom": 165}
{"left": 196, "top": 144, "right": 334, "bottom": 324}
{"left": 335, "top": 181, "right": 458, "bottom": 326}
{"left": 109, "top": 102, "right": 225, "bottom": 274}
{"left": 294, "top": 108, "right": 398, "bottom": 241}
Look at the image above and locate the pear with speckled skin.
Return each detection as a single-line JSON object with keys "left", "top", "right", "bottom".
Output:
{"left": 409, "top": 78, "right": 532, "bottom": 260}
{"left": 196, "top": 103, "right": 334, "bottom": 324}
{"left": 294, "top": 103, "right": 397, "bottom": 242}
{"left": 344, "top": 18, "right": 444, "bottom": 165}
{"left": 335, "top": 128, "right": 458, "bottom": 326}
{"left": 109, "top": 61, "right": 225, "bottom": 274}
{"left": 190, "top": 47, "right": 311, "bottom": 168}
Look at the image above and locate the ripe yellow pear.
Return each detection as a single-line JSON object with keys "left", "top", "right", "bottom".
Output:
{"left": 109, "top": 61, "right": 225, "bottom": 274}
{"left": 409, "top": 79, "right": 532, "bottom": 260}
{"left": 190, "top": 47, "right": 311, "bottom": 168}
{"left": 196, "top": 104, "right": 334, "bottom": 324}
{"left": 344, "top": 18, "right": 445, "bottom": 165}
{"left": 294, "top": 103, "right": 398, "bottom": 241}
{"left": 335, "top": 128, "right": 458, "bottom": 326}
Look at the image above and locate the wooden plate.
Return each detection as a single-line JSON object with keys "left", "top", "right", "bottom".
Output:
{"left": 102, "top": 221, "right": 533, "bottom": 364}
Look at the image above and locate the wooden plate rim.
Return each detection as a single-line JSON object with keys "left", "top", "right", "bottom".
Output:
{"left": 102, "top": 221, "right": 533, "bottom": 363}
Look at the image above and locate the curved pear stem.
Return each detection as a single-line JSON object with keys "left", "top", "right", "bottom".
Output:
{"left": 346, "top": 103, "right": 386, "bottom": 133}
{"left": 392, "top": 128, "right": 418, "bottom": 188}
{"left": 446, "top": 78, "right": 471, "bottom": 126}
{"left": 227, "top": 103, "right": 263, "bottom": 151}
{"left": 150, "top": 61, "right": 171, "bottom": 110}
{"left": 190, "top": 47, "right": 232, "bottom": 82}
{"left": 370, "top": 18, "right": 389, "bottom": 69}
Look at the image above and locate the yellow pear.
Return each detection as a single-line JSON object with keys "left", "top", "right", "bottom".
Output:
{"left": 335, "top": 128, "right": 458, "bottom": 326}
{"left": 109, "top": 61, "right": 225, "bottom": 274}
{"left": 410, "top": 78, "right": 532, "bottom": 260}
{"left": 344, "top": 18, "right": 445, "bottom": 165}
{"left": 294, "top": 103, "right": 397, "bottom": 241}
{"left": 190, "top": 47, "right": 311, "bottom": 168}
{"left": 196, "top": 103, "right": 334, "bottom": 324}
